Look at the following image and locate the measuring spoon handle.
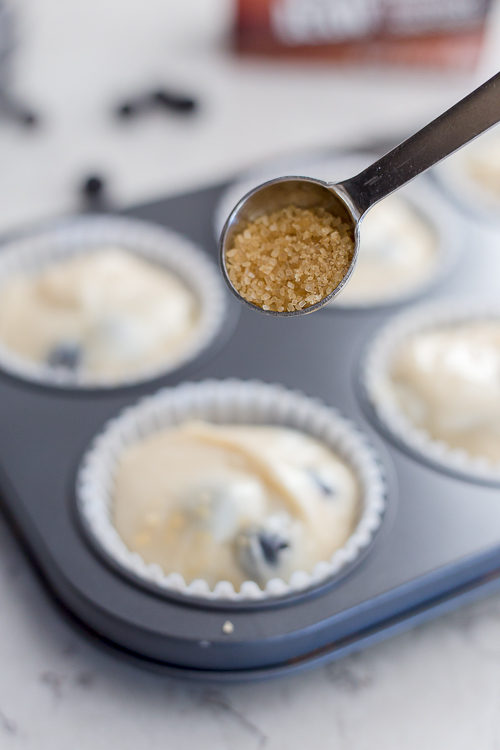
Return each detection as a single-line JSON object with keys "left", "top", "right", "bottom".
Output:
{"left": 338, "top": 71, "right": 500, "bottom": 217}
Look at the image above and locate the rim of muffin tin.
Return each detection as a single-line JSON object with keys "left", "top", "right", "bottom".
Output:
{"left": 214, "top": 150, "right": 464, "bottom": 310}
{"left": 361, "top": 299, "right": 500, "bottom": 487}
{"left": 76, "top": 379, "right": 387, "bottom": 604}
{"left": 0, "top": 215, "right": 228, "bottom": 390}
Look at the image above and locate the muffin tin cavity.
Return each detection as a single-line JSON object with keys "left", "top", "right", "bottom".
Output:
{"left": 362, "top": 301, "right": 500, "bottom": 485}
{"left": 0, "top": 215, "right": 227, "bottom": 389}
{"left": 76, "top": 379, "right": 386, "bottom": 602}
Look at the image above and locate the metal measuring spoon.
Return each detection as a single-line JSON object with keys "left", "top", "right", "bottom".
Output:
{"left": 220, "top": 72, "right": 500, "bottom": 316}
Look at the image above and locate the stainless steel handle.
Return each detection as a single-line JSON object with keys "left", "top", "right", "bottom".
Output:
{"left": 338, "top": 72, "right": 500, "bottom": 216}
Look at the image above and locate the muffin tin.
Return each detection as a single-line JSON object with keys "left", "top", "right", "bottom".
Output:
{"left": 1, "top": 148, "right": 500, "bottom": 682}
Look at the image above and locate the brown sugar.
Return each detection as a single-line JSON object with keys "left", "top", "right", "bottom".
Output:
{"left": 225, "top": 205, "right": 354, "bottom": 312}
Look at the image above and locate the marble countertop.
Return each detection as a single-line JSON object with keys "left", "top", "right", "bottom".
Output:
{"left": 1, "top": 1, "right": 500, "bottom": 747}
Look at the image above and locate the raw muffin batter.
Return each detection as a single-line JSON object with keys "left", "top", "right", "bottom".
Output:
{"left": 113, "top": 421, "right": 360, "bottom": 589}
{"left": 335, "top": 195, "right": 438, "bottom": 305}
{"left": 390, "top": 321, "right": 500, "bottom": 462}
{"left": 0, "top": 247, "right": 198, "bottom": 380}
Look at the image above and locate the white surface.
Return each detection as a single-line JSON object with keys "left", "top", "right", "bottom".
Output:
{"left": 2, "top": 1, "right": 500, "bottom": 747}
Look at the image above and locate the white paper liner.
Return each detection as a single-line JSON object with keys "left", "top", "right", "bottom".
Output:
{"left": 76, "top": 379, "right": 386, "bottom": 601}
{"left": 0, "top": 215, "right": 227, "bottom": 388}
{"left": 363, "top": 300, "right": 500, "bottom": 484}
{"left": 215, "top": 150, "right": 463, "bottom": 308}
{"left": 433, "top": 129, "right": 500, "bottom": 222}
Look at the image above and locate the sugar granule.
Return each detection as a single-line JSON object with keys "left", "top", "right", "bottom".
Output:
{"left": 225, "top": 205, "right": 354, "bottom": 312}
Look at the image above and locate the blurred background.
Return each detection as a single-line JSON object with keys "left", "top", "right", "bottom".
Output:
{"left": 1, "top": 0, "right": 499, "bottom": 233}
{"left": 2, "top": 3, "right": 500, "bottom": 749}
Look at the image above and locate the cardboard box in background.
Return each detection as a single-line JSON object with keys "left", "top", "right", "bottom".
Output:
{"left": 235, "top": 0, "right": 493, "bottom": 69}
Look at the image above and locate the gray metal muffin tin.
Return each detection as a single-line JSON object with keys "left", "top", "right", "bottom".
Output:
{"left": 1, "top": 153, "right": 500, "bottom": 682}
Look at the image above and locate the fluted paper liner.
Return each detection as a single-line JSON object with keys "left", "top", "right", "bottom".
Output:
{"left": 76, "top": 379, "right": 386, "bottom": 601}
{"left": 0, "top": 215, "right": 227, "bottom": 388}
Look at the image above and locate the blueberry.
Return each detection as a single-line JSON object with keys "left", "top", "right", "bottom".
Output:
{"left": 47, "top": 343, "right": 81, "bottom": 370}
{"left": 21, "top": 110, "right": 38, "bottom": 127}
{"left": 308, "top": 468, "right": 335, "bottom": 497}
{"left": 258, "top": 532, "right": 289, "bottom": 566}
{"left": 82, "top": 175, "right": 104, "bottom": 197}
{"left": 151, "top": 89, "right": 197, "bottom": 114}
{"left": 236, "top": 520, "right": 291, "bottom": 581}
{"left": 116, "top": 101, "right": 138, "bottom": 118}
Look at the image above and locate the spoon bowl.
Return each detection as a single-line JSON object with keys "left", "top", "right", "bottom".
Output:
{"left": 220, "top": 176, "right": 360, "bottom": 315}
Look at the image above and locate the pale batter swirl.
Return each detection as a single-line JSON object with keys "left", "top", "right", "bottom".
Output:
{"left": 113, "top": 421, "right": 360, "bottom": 588}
